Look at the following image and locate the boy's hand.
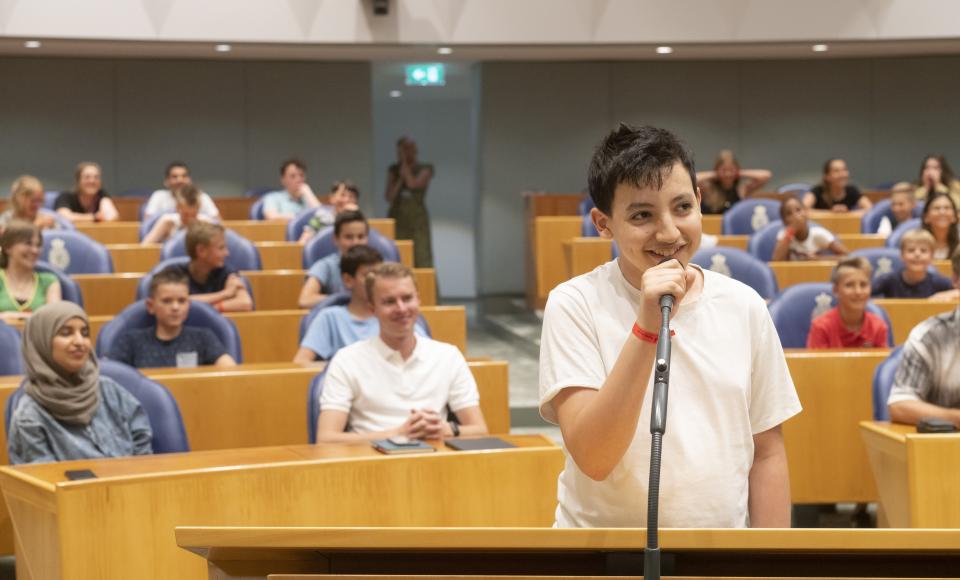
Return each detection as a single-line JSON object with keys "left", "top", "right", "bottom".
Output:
{"left": 637, "top": 259, "right": 697, "bottom": 333}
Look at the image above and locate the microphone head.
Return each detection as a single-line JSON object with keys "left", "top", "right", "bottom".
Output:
{"left": 660, "top": 294, "right": 675, "bottom": 309}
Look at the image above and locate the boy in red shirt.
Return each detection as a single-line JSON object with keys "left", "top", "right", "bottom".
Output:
{"left": 807, "top": 256, "right": 889, "bottom": 348}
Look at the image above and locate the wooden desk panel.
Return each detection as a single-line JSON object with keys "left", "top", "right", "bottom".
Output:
{"left": 87, "top": 305, "right": 465, "bottom": 363}
{"left": 808, "top": 211, "right": 862, "bottom": 235}
{"left": 74, "top": 273, "right": 142, "bottom": 315}
{"left": 0, "top": 435, "right": 562, "bottom": 580}
{"left": 861, "top": 421, "right": 960, "bottom": 527}
{"left": 784, "top": 350, "right": 889, "bottom": 504}
{"left": 112, "top": 198, "right": 144, "bottom": 222}
{"left": 529, "top": 216, "right": 582, "bottom": 309}
{"left": 873, "top": 299, "right": 958, "bottom": 345}
{"left": 75, "top": 221, "right": 141, "bottom": 244}
{"left": 771, "top": 261, "right": 953, "bottom": 290}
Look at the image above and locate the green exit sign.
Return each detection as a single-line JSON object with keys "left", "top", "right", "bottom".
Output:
{"left": 405, "top": 63, "right": 445, "bottom": 86}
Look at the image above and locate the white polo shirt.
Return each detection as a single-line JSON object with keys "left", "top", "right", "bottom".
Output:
{"left": 321, "top": 335, "right": 480, "bottom": 434}
{"left": 539, "top": 261, "right": 801, "bottom": 528}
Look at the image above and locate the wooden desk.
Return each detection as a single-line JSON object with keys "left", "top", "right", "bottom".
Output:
{"left": 73, "top": 268, "right": 436, "bottom": 315}
{"left": 770, "top": 260, "right": 953, "bottom": 291}
{"left": 808, "top": 211, "right": 863, "bottom": 235}
{"left": 177, "top": 527, "right": 960, "bottom": 580}
{"left": 82, "top": 305, "right": 466, "bottom": 363}
{"left": 783, "top": 350, "right": 889, "bottom": 504}
{"left": 873, "top": 299, "right": 958, "bottom": 345}
{"left": 861, "top": 421, "right": 960, "bottom": 528}
{"left": 0, "top": 435, "right": 562, "bottom": 580}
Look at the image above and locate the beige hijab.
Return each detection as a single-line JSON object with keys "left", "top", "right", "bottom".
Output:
{"left": 22, "top": 302, "right": 100, "bottom": 426}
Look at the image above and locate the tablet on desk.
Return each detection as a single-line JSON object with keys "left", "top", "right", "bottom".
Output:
{"left": 444, "top": 437, "right": 516, "bottom": 451}
{"left": 372, "top": 438, "right": 436, "bottom": 454}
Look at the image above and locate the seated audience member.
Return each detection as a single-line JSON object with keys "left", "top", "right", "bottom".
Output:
{"left": 1, "top": 176, "right": 58, "bottom": 233}
{"left": 8, "top": 302, "right": 153, "bottom": 464}
{"left": 143, "top": 161, "right": 220, "bottom": 220}
{"left": 914, "top": 154, "right": 960, "bottom": 209}
{"left": 876, "top": 182, "right": 917, "bottom": 237}
{"left": 872, "top": 230, "right": 953, "bottom": 298}
{"left": 921, "top": 192, "right": 959, "bottom": 260}
{"left": 171, "top": 222, "right": 252, "bottom": 312}
{"left": 298, "top": 210, "right": 370, "bottom": 308}
{"left": 802, "top": 158, "right": 872, "bottom": 212}
{"left": 887, "top": 249, "right": 960, "bottom": 426}
{"left": 54, "top": 162, "right": 119, "bottom": 223}
{"left": 261, "top": 158, "right": 320, "bottom": 221}
{"left": 0, "top": 221, "right": 62, "bottom": 322}
{"left": 299, "top": 180, "right": 361, "bottom": 242}
{"left": 142, "top": 185, "right": 213, "bottom": 244}
{"left": 316, "top": 263, "right": 488, "bottom": 443}
{"left": 807, "top": 257, "right": 889, "bottom": 349}
{"left": 695, "top": 150, "right": 771, "bottom": 215}
{"left": 772, "top": 197, "right": 848, "bottom": 261}
{"left": 108, "top": 268, "right": 236, "bottom": 369}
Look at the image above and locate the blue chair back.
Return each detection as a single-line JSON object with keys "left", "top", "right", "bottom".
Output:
{"left": 886, "top": 218, "right": 923, "bottom": 249}
{"left": 777, "top": 183, "right": 811, "bottom": 197}
{"left": 302, "top": 228, "right": 400, "bottom": 269}
{"left": 43, "top": 192, "right": 59, "bottom": 209}
{"left": 0, "top": 322, "right": 22, "bottom": 375}
{"left": 306, "top": 367, "right": 329, "bottom": 444}
{"left": 690, "top": 246, "right": 778, "bottom": 300}
{"left": 249, "top": 198, "right": 266, "bottom": 220}
{"left": 40, "top": 230, "right": 113, "bottom": 274}
{"left": 747, "top": 220, "right": 785, "bottom": 262}
{"left": 115, "top": 188, "right": 154, "bottom": 198}
{"left": 850, "top": 248, "right": 903, "bottom": 281}
{"left": 35, "top": 261, "right": 83, "bottom": 307}
{"left": 5, "top": 360, "right": 190, "bottom": 453}
{"left": 139, "top": 211, "right": 173, "bottom": 240}
{"left": 97, "top": 300, "right": 243, "bottom": 363}
{"left": 579, "top": 197, "right": 595, "bottom": 216}
{"left": 768, "top": 282, "right": 893, "bottom": 348}
{"left": 39, "top": 209, "right": 74, "bottom": 230}
{"left": 245, "top": 187, "right": 275, "bottom": 198}
{"left": 581, "top": 213, "right": 599, "bottom": 237}
{"left": 298, "top": 299, "right": 432, "bottom": 342}
{"left": 861, "top": 199, "right": 894, "bottom": 234}
{"left": 872, "top": 346, "right": 904, "bottom": 421}
{"left": 161, "top": 229, "right": 262, "bottom": 271}
{"left": 721, "top": 199, "right": 782, "bottom": 235}
{"left": 286, "top": 208, "right": 321, "bottom": 241}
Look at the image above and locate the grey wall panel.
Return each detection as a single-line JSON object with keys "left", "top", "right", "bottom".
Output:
{"left": 115, "top": 60, "right": 246, "bottom": 196}
{"left": 0, "top": 58, "right": 116, "bottom": 193}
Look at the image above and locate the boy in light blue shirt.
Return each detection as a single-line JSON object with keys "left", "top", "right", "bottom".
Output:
{"left": 298, "top": 209, "right": 370, "bottom": 309}
{"left": 261, "top": 158, "right": 320, "bottom": 221}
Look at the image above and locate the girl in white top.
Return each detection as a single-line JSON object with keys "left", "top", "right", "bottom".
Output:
{"left": 772, "top": 197, "right": 848, "bottom": 261}
{"left": 539, "top": 125, "right": 801, "bottom": 529}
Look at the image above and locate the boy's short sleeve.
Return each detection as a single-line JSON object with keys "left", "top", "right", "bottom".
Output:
{"left": 749, "top": 301, "right": 802, "bottom": 434}
{"left": 812, "top": 226, "right": 836, "bottom": 247}
{"left": 197, "top": 328, "right": 228, "bottom": 364}
{"left": 319, "top": 354, "right": 356, "bottom": 414}
{"left": 538, "top": 287, "right": 606, "bottom": 424}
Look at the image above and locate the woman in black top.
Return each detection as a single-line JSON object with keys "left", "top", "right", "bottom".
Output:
{"left": 802, "top": 158, "right": 872, "bottom": 213}
{"left": 54, "top": 162, "right": 119, "bottom": 224}
{"left": 696, "top": 150, "right": 771, "bottom": 214}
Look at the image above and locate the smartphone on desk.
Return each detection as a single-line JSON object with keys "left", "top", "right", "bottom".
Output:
{"left": 65, "top": 469, "right": 97, "bottom": 481}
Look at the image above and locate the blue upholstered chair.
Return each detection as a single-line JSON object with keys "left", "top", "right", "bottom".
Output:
{"left": 720, "top": 199, "right": 782, "bottom": 235}
{"left": 0, "top": 321, "right": 22, "bottom": 376}
{"left": 850, "top": 248, "right": 903, "bottom": 282}
{"left": 581, "top": 212, "right": 599, "bottom": 237}
{"left": 747, "top": 220, "right": 785, "bottom": 262}
{"left": 297, "top": 298, "right": 431, "bottom": 342}
{"left": 306, "top": 367, "right": 329, "bottom": 444}
{"left": 35, "top": 261, "right": 83, "bottom": 307}
{"left": 43, "top": 191, "right": 59, "bottom": 210}
{"left": 861, "top": 199, "right": 894, "bottom": 234}
{"left": 302, "top": 228, "right": 400, "bottom": 269}
{"left": 579, "top": 197, "right": 595, "bottom": 216}
{"left": 244, "top": 187, "right": 275, "bottom": 198}
{"left": 139, "top": 211, "right": 174, "bottom": 240}
{"left": 767, "top": 282, "right": 893, "bottom": 348}
{"left": 161, "top": 229, "right": 262, "bottom": 271}
{"left": 5, "top": 360, "right": 190, "bottom": 454}
{"left": 249, "top": 198, "right": 266, "bottom": 220}
{"left": 777, "top": 183, "right": 811, "bottom": 197}
{"left": 96, "top": 300, "right": 243, "bottom": 363}
{"left": 885, "top": 218, "right": 923, "bottom": 249}
{"left": 40, "top": 230, "right": 113, "bottom": 274}
{"left": 872, "top": 345, "right": 904, "bottom": 421}
{"left": 690, "top": 246, "right": 778, "bottom": 300}
{"left": 39, "top": 209, "right": 74, "bottom": 230}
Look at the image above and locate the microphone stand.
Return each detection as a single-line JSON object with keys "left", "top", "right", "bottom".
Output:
{"left": 644, "top": 294, "right": 674, "bottom": 580}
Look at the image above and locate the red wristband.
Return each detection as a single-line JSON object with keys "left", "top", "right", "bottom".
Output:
{"left": 632, "top": 323, "right": 675, "bottom": 344}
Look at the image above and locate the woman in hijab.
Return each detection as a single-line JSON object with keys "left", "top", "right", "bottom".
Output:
{"left": 8, "top": 302, "right": 153, "bottom": 464}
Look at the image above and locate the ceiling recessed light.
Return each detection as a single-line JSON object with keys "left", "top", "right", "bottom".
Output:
{"left": 215, "top": 44, "right": 232, "bottom": 53}
{"left": 656, "top": 46, "right": 673, "bottom": 55}
{"left": 24, "top": 40, "right": 41, "bottom": 49}
{"left": 812, "top": 44, "right": 829, "bottom": 52}
{"left": 437, "top": 47, "right": 453, "bottom": 55}
{"left": 389, "top": 90, "right": 402, "bottom": 98}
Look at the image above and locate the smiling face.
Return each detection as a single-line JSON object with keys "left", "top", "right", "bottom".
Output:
{"left": 833, "top": 268, "right": 871, "bottom": 314}
{"left": 890, "top": 192, "right": 916, "bottom": 223}
{"left": 77, "top": 165, "right": 101, "bottom": 196}
{"left": 902, "top": 241, "right": 933, "bottom": 275}
{"left": 923, "top": 195, "right": 958, "bottom": 233}
{"left": 51, "top": 317, "right": 91, "bottom": 375}
{"left": 3, "top": 231, "right": 41, "bottom": 270}
{"left": 715, "top": 160, "right": 739, "bottom": 188}
{"left": 164, "top": 166, "right": 192, "bottom": 190}
{"left": 196, "top": 233, "right": 229, "bottom": 268}
{"left": 591, "top": 161, "right": 701, "bottom": 287}
{"left": 370, "top": 275, "right": 420, "bottom": 338}
{"left": 824, "top": 159, "right": 850, "bottom": 191}
{"left": 923, "top": 157, "right": 943, "bottom": 185}
{"left": 329, "top": 184, "right": 359, "bottom": 213}
{"left": 334, "top": 221, "right": 368, "bottom": 254}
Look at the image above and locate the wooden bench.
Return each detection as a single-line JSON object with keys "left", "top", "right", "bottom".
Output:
{"left": 769, "top": 260, "right": 952, "bottom": 291}
{"left": 73, "top": 268, "right": 436, "bottom": 315}
{"left": 77, "top": 218, "right": 398, "bottom": 245}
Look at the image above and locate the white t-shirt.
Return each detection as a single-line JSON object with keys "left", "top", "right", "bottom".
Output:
{"left": 776, "top": 225, "right": 835, "bottom": 260}
{"left": 143, "top": 189, "right": 221, "bottom": 220}
{"left": 539, "top": 261, "right": 801, "bottom": 528}
{"left": 321, "top": 335, "right": 481, "bottom": 434}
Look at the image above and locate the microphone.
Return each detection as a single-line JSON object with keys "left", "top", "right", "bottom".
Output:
{"left": 645, "top": 284, "right": 675, "bottom": 580}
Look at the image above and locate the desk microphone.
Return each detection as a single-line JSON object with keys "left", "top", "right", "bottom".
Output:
{"left": 644, "top": 290, "right": 674, "bottom": 580}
